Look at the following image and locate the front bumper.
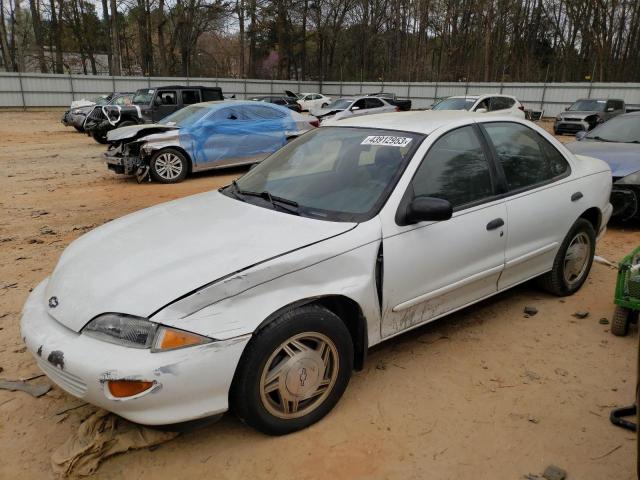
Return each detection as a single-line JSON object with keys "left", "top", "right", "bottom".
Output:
{"left": 104, "top": 146, "right": 142, "bottom": 175}
{"left": 554, "top": 119, "right": 589, "bottom": 134}
{"left": 21, "top": 280, "right": 250, "bottom": 425}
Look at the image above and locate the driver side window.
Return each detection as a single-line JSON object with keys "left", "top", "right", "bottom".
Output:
{"left": 411, "top": 126, "right": 494, "bottom": 208}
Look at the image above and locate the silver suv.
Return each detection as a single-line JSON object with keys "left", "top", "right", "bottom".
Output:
{"left": 554, "top": 99, "right": 625, "bottom": 135}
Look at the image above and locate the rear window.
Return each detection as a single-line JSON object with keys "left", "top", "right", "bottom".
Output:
{"left": 432, "top": 98, "right": 475, "bottom": 111}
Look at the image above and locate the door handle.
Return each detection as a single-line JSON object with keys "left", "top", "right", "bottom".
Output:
{"left": 486, "top": 218, "right": 505, "bottom": 231}
{"left": 571, "top": 192, "right": 583, "bottom": 202}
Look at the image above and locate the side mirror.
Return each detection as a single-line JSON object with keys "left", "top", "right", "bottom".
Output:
{"left": 606, "top": 107, "right": 614, "bottom": 112}
{"left": 405, "top": 196, "right": 453, "bottom": 224}
{"left": 575, "top": 131, "right": 588, "bottom": 141}
{"left": 153, "top": 96, "right": 162, "bottom": 106}
{"left": 475, "top": 107, "right": 487, "bottom": 113}
{"left": 351, "top": 106, "right": 361, "bottom": 111}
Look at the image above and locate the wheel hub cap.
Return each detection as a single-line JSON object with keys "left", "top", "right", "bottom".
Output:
{"left": 155, "top": 153, "right": 182, "bottom": 180}
{"left": 563, "top": 232, "right": 591, "bottom": 286}
{"left": 260, "top": 332, "right": 338, "bottom": 419}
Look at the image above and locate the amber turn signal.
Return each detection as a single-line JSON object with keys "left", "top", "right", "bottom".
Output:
{"left": 108, "top": 380, "right": 154, "bottom": 398}
{"left": 153, "top": 326, "right": 211, "bottom": 351}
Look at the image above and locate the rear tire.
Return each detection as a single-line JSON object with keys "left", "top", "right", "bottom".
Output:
{"left": 231, "top": 304, "right": 353, "bottom": 435}
{"left": 149, "top": 148, "right": 189, "bottom": 184}
{"left": 612, "top": 306, "right": 631, "bottom": 337}
{"left": 537, "top": 218, "right": 595, "bottom": 296}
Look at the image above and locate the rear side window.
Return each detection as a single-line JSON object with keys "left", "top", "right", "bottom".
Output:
{"left": 490, "top": 97, "right": 514, "bottom": 111}
{"left": 202, "top": 89, "right": 223, "bottom": 101}
{"left": 158, "top": 91, "right": 176, "bottom": 105}
{"left": 411, "top": 126, "right": 494, "bottom": 208}
{"left": 181, "top": 90, "right": 201, "bottom": 105}
{"left": 243, "top": 105, "right": 286, "bottom": 119}
{"left": 483, "top": 122, "right": 569, "bottom": 191}
{"left": 365, "top": 98, "right": 384, "bottom": 108}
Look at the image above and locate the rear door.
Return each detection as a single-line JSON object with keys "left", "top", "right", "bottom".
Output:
{"left": 479, "top": 121, "right": 576, "bottom": 290}
{"left": 181, "top": 89, "right": 201, "bottom": 107}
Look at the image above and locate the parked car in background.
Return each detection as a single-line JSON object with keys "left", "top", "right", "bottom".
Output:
{"left": 554, "top": 99, "right": 626, "bottom": 135}
{"left": 313, "top": 96, "right": 397, "bottom": 123}
{"left": 249, "top": 95, "right": 302, "bottom": 112}
{"left": 104, "top": 100, "right": 318, "bottom": 183}
{"left": 66, "top": 93, "right": 135, "bottom": 133}
{"left": 292, "top": 92, "right": 332, "bottom": 112}
{"left": 365, "top": 92, "right": 412, "bottom": 111}
{"left": 84, "top": 85, "right": 224, "bottom": 144}
{"left": 22, "top": 111, "right": 611, "bottom": 436}
{"left": 431, "top": 94, "right": 525, "bottom": 118}
{"left": 566, "top": 112, "right": 640, "bottom": 220}
{"left": 62, "top": 94, "right": 110, "bottom": 132}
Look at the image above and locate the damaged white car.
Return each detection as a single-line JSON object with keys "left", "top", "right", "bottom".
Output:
{"left": 22, "top": 111, "right": 612, "bottom": 435}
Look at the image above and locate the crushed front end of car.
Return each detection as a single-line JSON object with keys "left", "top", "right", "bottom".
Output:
{"left": 611, "top": 171, "right": 640, "bottom": 220}
{"left": 105, "top": 125, "right": 180, "bottom": 182}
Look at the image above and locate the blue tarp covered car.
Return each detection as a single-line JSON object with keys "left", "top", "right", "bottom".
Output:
{"left": 566, "top": 112, "right": 640, "bottom": 220}
{"left": 104, "top": 100, "right": 319, "bottom": 183}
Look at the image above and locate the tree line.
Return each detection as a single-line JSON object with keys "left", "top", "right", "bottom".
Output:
{"left": 1, "top": 0, "right": 639, "bottom": 82}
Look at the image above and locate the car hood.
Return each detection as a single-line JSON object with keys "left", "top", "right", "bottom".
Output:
{"left": 70, "top": 99, "right": 97, "bottom": 109}
{"left": 566, "top": 140, "right": 640, "bottom": 177}
{"left": 106, "top": 124, "right": 178, "bottom": 143}
{"left": 559, "top": 111, "right": 600, "bottom": 119}
{"left": 44, "top": 190, "right": 356, "bottom": 332}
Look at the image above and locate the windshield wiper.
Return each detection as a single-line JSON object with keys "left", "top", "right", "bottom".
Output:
{"left": 231, "top": 181, "right": 300, "bottom": 215}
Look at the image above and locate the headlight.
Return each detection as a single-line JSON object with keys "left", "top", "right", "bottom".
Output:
{"left": 72, "top": 109, "right": 83, "bottom": 115}
{"left": 616, "top": 170, "right": 640, "bottom": 185}
{"left": 83, "top": 313, "right": 212, "bottom": 351}
{"left": 83, "top": 313, "right": 158, "bottom": 348}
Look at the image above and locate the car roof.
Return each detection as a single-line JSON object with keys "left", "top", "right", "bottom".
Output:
{"left": 334, "top": 110, "right": 495, "bottom": 134}
{"left": 153, "top": 85, "right": 222, "bottom": 91}
{"left": 196, "top": 99, "right": 292, "bottom": 112}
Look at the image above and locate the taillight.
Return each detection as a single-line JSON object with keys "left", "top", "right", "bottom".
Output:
{"left": 310, "top": 120, "right": 320, "bottom": 128}
{"left": 395, "top": 106, "right": 400, "bottom": 112}
{"left": 518, "top": 105, "right": 525, "bottom": 111}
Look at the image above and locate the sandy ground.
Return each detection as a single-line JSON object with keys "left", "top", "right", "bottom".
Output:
{"left": 0, "top": 112, "right": 639, "bottom": 479}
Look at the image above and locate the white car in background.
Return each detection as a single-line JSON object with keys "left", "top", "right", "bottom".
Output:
{"left": 295, "top": 92, "right": 332, "bottom": 112}
{"left": 432, "top": 94, "right": 525, "bottom": 118}
{"left": 314, "top": 96, "right": 398, "bottom": 124}
{"left": 22, "top": 111, "right": 611, "bottom": 436}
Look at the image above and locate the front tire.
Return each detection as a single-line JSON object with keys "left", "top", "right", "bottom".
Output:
{"left": 149, "top": 148, "right": 189, "bottom": 183}
{"left": 231, "top": 305, "right": 353, "bottom": 435}
{"left": 538, "top": 218, "right": 596, "bottom": 296}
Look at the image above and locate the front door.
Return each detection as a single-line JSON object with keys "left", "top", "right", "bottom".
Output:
{"left": 381, "top": 125, "right": 507, "bottom": 338}
{"left": 152, "top": 90, "right": 179, "bottom": 121}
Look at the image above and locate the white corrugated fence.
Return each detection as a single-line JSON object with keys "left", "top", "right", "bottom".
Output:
{"left": 1, "top": 72, "right": 639, "bottom": 117}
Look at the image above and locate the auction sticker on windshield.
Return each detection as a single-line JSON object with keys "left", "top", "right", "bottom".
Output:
{"left": 361, "top": 136, "right": 412, "bottom": 147}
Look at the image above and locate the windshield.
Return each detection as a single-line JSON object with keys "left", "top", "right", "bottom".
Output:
{"left": 93, "top": 96, "right": 109, "bottom": 105}
{"left": 133, "top": 89, "right": 155, "bottom": 105}
{"left": 432, "top": 98, "right": 475, "bottom": 111}
{"left": 568, "top": 100, "right": 606, "bottom": 112}
{"left": 230, "top": 127, "right": 424, "bottom": 221}
{"left": 159, "top": 104, "right": 210, "bottom": 127}
{"left": 586, "top": 115, "right": 640, "bottom": 143}
{"left": 326, "top": 99, "right": 353, "bottom": 110}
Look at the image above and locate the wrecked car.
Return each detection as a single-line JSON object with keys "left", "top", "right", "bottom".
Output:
{"left": 313, "top": 96, "right": 397, "bottom": 123}
{"left": 105, "top": 100, "right": 318, "bottom": 183}
{"left": 431, "top": 94, "right": 525, "bottom": 118}
{"left": 84, "top": 86, "right": 224, "bottom": 144}
{"left": 566, "top": 112, "right": 640, "bottom": 220}
{"left": 22, "top": 111, "right": 611, "bottom": 435}
{"left": 554, "top": 98, "right": 625, "bottom": 135}
{"left": 61, "top": 94, "right": 110, "bottom": 132}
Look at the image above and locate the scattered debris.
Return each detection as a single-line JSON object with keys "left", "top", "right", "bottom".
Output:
{"left": 542, "top": 465, "right": 567, "bottom": 480}
{"left": 599, "top": 317, "right": 610, "bottom": 325}
{"left": 39, "top": 225, "right": 56, "bottom": 235}
{"left": 528, "top": 415, "right": 539, "bottom": 424}
{"left": 590, "top": 444, "right": 622, "bottom": 460}
{"left": 0, "top": 237, "right": 15, "bottom": 243}
{"left": 31, "top": 210, "right": 49, "bottom": 218}
{"left": 28, "top": 238, "right": 44, "bottom": 244}
{"left": 1, "top": 283, "right": 18, "bottom": 290}
{"left": 523, "top": 370, "right": 541, "bottom": 381}
{"left": 594, "top": 255, "right": 618, "bottom": 269}
{"left": 554, "top": 368, "right": 568, "bottom": 377}
{"left": 572, "top": 311, "right": 589, "bottom": 319}
{"left": 51, "top": 409, "right": 179, "bottom": 477}
{"left": 524, "top": 306, "right": 538, "bottom": 316}
{"left": 0, "top": 379, "right": 51, "bottom": 397}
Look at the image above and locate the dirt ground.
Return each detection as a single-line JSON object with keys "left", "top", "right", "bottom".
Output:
{"left": 1, "top": 111, "right": 639, "bottom": 479}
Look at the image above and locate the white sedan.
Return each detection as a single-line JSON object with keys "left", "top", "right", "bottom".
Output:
{"left": 21, "top": 111, "right": 611, "bottom": 435}
{"left": 296, "top": 92, "right": 332, "bottom": 112}
{"left": 312, "top": 96, "right": 398, "bottom": 123}
{"left": 432, "top": 94, "right": 525, "bottom": 118}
